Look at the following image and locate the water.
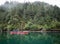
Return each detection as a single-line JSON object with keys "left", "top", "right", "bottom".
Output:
{"left": 0, "top": 32, "right": 60, "bottom": 44}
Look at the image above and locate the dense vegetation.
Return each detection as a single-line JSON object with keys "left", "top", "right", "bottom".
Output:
{"left": 0, "top": 1, "right": 60, "bottom": 31}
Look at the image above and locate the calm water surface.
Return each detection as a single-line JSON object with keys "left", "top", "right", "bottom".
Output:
{"left": 0, "top": 32, "right": 60, "bottom": 44}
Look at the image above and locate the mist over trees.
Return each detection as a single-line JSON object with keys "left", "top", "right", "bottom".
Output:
{"left": 0, "top": 1, "right": 60, "bottom": 31}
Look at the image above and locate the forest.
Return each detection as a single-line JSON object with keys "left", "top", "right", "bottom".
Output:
{"left": 0, "top": 1, "right": 60, "bottom": 31}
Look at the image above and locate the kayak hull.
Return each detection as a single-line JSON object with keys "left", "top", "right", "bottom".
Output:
{"left": 10, "top": 31, "right": 29, "bottom": 34}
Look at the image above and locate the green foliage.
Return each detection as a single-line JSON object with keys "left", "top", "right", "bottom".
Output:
{"left": 0, "top": 1, "right": 60, "bottom": 31}
{"left": 25, "top": 23, "right": 39, "bottom": 30}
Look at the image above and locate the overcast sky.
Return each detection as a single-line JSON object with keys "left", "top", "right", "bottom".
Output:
{"left": 0, "top": 0, "right": 60, "bottom": 7}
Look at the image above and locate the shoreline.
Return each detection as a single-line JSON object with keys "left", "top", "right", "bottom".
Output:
{"left": 1, "top": 29, "right": 60, "bottom": 33}
{"left": 9, "top": 30, "right": 60, "bottom": 32}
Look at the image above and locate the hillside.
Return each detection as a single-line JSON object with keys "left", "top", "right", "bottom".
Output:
{"left": 0, "top": 1, "right": 60, "bottom": 31}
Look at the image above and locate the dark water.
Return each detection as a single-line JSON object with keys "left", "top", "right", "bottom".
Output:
{"left": 0, "top": 32, "right": 60, "bottom": 44}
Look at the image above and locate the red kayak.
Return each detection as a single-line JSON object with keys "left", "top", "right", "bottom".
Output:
{"left": 10, "top": 31, "right": 29, "bottom": 35}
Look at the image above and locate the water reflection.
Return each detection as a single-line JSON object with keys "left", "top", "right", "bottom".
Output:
{"left": 0, "top": 32, "right": 60, "bottom": 44}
